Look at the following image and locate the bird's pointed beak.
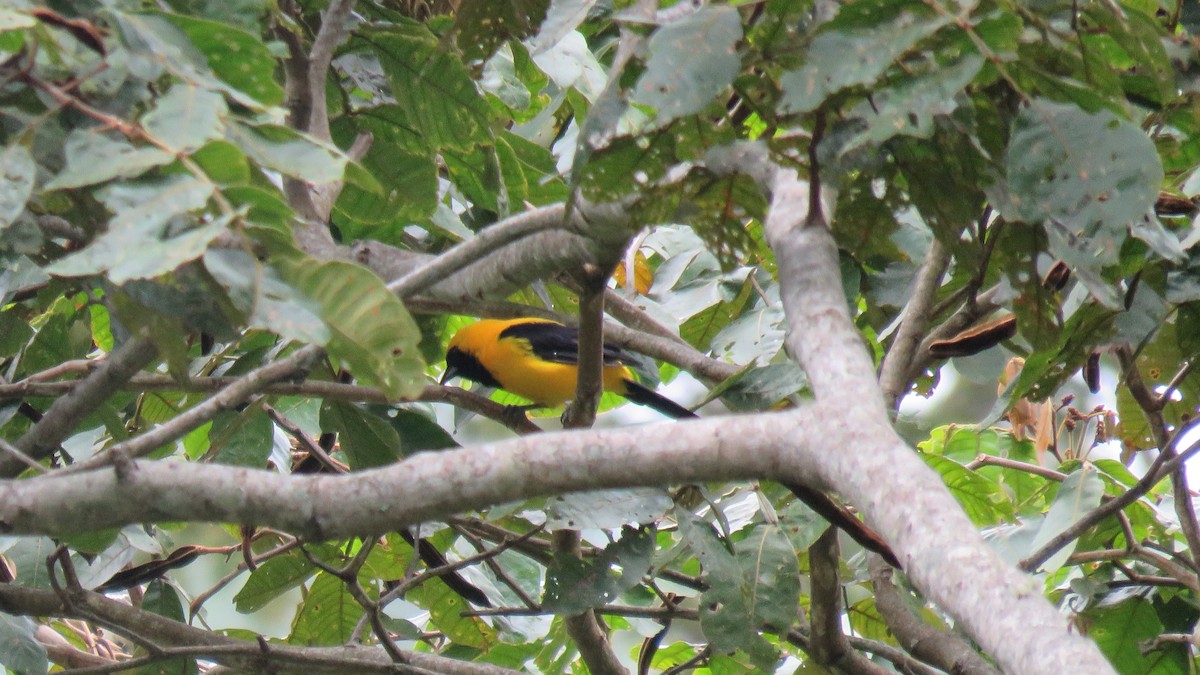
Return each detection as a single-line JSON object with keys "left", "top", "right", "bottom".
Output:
{"left": 439, "top": 365, "right": 458, "bottom": 385}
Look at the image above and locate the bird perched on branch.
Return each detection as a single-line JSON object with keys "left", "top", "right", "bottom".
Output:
{"left": 441, "top": 318, "right": 692, "bottom": 418}
{"left": 441, "top": 317, "right": 899, "bottom": 567}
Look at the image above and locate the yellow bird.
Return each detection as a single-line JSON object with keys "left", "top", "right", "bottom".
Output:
{"left": 440, "top": 317, "right": 900, "bottom": 567}
{"left": 440, "top": 318, "right": 693, "bottom": 418}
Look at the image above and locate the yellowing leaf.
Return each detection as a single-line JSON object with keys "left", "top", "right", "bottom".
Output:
{"left": 612, "top": 250, "right": 653, "bottom": 295}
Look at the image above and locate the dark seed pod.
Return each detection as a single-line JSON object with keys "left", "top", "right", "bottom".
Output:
{"left": 929, "top": 315, "right": 1018, "bottom": 358}
{"left": 1084, "top": 352, "right": 1101, "bottom": 394}
{"left": 1042, "top": 260, "right": 1071, "bottom": 291}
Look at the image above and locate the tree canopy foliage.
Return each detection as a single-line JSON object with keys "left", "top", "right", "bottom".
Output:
{"left": 1, "top": 0, "right": 1199, "bottom": 673}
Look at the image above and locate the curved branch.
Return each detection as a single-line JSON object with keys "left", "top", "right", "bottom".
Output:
{"left": 353, "top": 201, "right": 635, "bottom": 303}
{"left": 1, "top": 374, "right": 534, "bottom": 435}
{"left": 1117, "top": 346, "right": 1200, "bottom": 566}
{"left": 878, "top": 238, "right": 950, "bottom": 410}
{"left": 387, "top": 204, "right": 568, "bottom": 298}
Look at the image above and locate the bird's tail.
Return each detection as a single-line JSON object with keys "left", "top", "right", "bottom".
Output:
{"left": 620, "top": 379, "right": 899, "bottom": 567}
{"left": 782, "top": 481, "right": 900, "bottom": 568}
{"left": 621, "top": 379, "right": 697, "bottom": 419}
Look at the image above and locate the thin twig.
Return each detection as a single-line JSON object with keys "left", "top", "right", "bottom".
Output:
{"left": 55, "top": 346, "right": 325, "bottom": 475}
{"left": 878, "top": 238, "right": 951, "bottom": 410}
{"left": 6, "top": 336, "right": 158, "bottom": 477}
{"left": 1020, "top": 420, "right": 1200, "bottom": 572}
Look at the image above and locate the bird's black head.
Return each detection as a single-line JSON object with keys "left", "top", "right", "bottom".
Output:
{"left": 441, "top": 346, "right": 502, "bottom": 388}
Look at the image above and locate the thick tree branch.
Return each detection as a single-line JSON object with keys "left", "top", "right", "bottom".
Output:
{"left": 563, "top": 279, "right": 609, "bottom": 429}
{"left": 306, "top": 0, "right": 355, "bottom": 140}
{"left": 758, "top": 158, "right": 1114, "bottom": 674}
{"left": 278, "top": 0, "right": 358, "bottom": 248}
{"left": 0, "top": 410, "right": 803, "bottom": 545}
{"left": 557, "top": 276, "right": 627, "bottom": 673}
{"left": 554, "top": 531, "right": 628, "bottom": 675}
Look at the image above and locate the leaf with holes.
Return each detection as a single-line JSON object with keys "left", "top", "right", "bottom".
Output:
{"left": 633, "top": 6, "right": 742, "bottom": 125}
{"left": 542, "top": 526, "right": 654, "bottom": 614}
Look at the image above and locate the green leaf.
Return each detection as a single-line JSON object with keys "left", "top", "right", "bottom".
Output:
{"left": 495, "top": 131, "right": 569, "bottom": 206}
{"left": 155, "top": 11, "right": 285, "bottom": 105}
{"left": 44, "top": 131, "right": 173, "bottom": 190}
{"left": 0, "top": 612, "right": 47, "bottom": 675}
{"left": 632, "top": 6, "right": 742, "bottom": 125}
{"left": 203, "top": 249, "right": 330, "bottom": 345}
{"left": 0, "top": 144, "right": 35, "bottom": 229}
{"left": 1116, "top": 321, "right": 1200, "bottom": 451}
{"left": 923, "top": 454, "right": 1012, "bottom": 526}
{"left": 209, "top": 408, "right": 273, "bottom": 467}
{"left": 60, "top": 527, "right": 120, "bottom": 556}
{"left": 319, "top": 401, "right": 401, "bottom": 470}
{"left": 545, "top": 489, "right": 673, "bottom": 530}
{"left": 408, "top": 576, "right": 498, "bottom": 648}
{"left": 46, "top": 176, "right": 224, "bottom": 283}
{"left": 142, "top": 83, "right": 228, "bottom": 153}
{"left": 360, "top": 30, "right": 492, "bottom": 152}
{"left": 191, "top": 140, "right": 251, "bottom": 185}
{"left": 0, "top": 254, "right": 48, "bottom": 305}
{"left": 452, "top": 0, "right": 550, "bottom": 63}
{"left": 1026, "top": 464, "right": 1105, "bottom": 573}
{"left": 1004, "top": 100, "right": 1162, "bottom": 303}
{"left": 289, "top": 572, "right": 363, "bottom": 646}
{"left": 235, "top": 552, "right": 315, "bottom": 613}
{"left": 2, "top": 536, "right": 57, "bottom": 589}
{"left": 277, "top": 257, "right": 425, "bottom": 399}
{"left": 542, "top": 526, "right": 655, "bottom": 614}
{"left": 375, "top": 407, "right": 458, "bottom": 455}
{"left": 1084, "top": 599, "right": 1188, "bottom": 675}
{"left": 142, "top": 579, "right": 187, "bottom": 622}
{"left": 134, "top": 583, "right": 199, "bottom": 673}
{"left": 1082, "top": 6, "right": 1174, "bottom": 107}
{"left": 780, "top": 2, "right": 950, "bottom": 113}
{"left": 845, "top": 54, "right": 983, "bottom": 149}
{"left": 676, "top": 510, "right": 779, "bottom": 670}
{"left": 702, "top": 362, "right": 806, "bottom": 412}
{"left": 735, "top": 523, "right": 800, "bottom": 631}
{"left": 227, "top": 123, "right": 347, "bottom": 185}
{"left": 0, "top": 308, "right": 33, "bottom": 356}
{"left": 329, "top": 122, "right": 438, "bottom": 225}
{"left": 225, "top": 185, "right": 293, "bottom": 230}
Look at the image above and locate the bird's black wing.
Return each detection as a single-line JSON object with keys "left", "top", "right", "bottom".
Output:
{"left": 498, "top": 321, "right": 629, "bottom": 366}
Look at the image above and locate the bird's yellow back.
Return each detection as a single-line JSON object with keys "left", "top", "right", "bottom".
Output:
{"left": 446, "top": 319, "right": 633, "bottom": 407}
